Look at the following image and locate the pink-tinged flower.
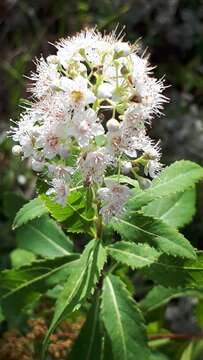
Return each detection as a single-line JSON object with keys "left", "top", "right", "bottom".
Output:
{"left": 46, "top": 178, "right": 69, "bottom": 207}
{"left": 97, "top": 179, "right": 132, "bottom": 223}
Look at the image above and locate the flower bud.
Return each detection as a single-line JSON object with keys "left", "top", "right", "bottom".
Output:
{"left": 97, "top": 83, "right": 114, "bottom": 98}
{"left": 122, "top": 161, "right": 132, "bottom": 174}
{"left": 121, "top": 65, "right": 130, "bottom": 75}
{"left": 114, "top": 43, "right": 130, "bottom": 57}
{"left": 17, "top": 174, "right": 27, "bottom": 185}
{"left": 12, "top": 145, "right": 22, "bottom": 156}
{"left": 106, "top": 118, "right": 120, "bottom": 132}
{"left": 31, "top": 159, "right": 44, "bottom": 172}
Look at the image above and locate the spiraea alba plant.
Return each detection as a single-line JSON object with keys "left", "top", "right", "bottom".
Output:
{"left": 3, "top": 29, "right": 203, "bottom": 359}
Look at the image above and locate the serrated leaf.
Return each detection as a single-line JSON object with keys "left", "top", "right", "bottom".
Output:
{"left": 69, "top": 293, "right": 102, "bottom": 360}
{"left": 40, "top": 192, "right": 83, "bottom": 222}
{"left": 127, "top": 161, "right": 203, "bottom": 211}
{"left": 101, "top": 274, "right": 150, "bottom": 360}
{"left": 40, "top": 190, "right": 94, "bottom": 234}
{"left": 112, "top": 212, "right": 196, "bottom": 259}
{"left": 140, "top": 285, "right": 203, "bottom": 314}
{"left": 13, "top": 198, "right": 48, "bottom": 229}
{"left": 142, "top": 188, "right": 196, "bottom": 228}
{"left": 0, "top": 254, "right": 78, "bottom": 317}
{"left": 108, "top": 242, "right": 160, "bottom": 269}
{"left": 44, "top": 239, "right": 107, "bottom": 352}
{"left": 141, "top": 251, "right": 203, "bottom": 287}
{"left": 16, "top": 215, "right": 73, "bottom": 258}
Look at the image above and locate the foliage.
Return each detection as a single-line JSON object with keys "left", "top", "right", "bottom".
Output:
{"left": 0, "top": 160, "right": 203, "bottom": 359}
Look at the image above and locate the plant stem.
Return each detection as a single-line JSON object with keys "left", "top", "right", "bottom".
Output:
{"left": 149, "top": 332, "right": 203, "bottom": 341}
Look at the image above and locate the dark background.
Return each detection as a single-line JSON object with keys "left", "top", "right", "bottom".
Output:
{"left": 0, "top": 0, "right": 203, "bottom": 260}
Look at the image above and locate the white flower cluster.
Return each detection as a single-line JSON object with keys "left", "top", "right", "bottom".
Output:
{"left": 10, "top": 29, "right": 168, "bottom": 222}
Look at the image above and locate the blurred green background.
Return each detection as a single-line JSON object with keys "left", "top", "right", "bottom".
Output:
{"left": 0, "top": 0, "right": 203, "bottom": 261}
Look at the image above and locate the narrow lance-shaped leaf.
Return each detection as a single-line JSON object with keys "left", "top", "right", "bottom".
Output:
{"left": 13, "top": 198, "right": 48, "bottom": 229}
{"left": 127, "top": 161, "right": 203, "bottom": 211}
{"left": 112, "top": 212, "right": 196, "bottom": 259}
{"left": 101, "top": 274, "right": 151, "bottom": 360}
{"left": 0, "top": 254, "right": 78, "bottom": 316}
{"left": 107, "top": 242, "right": 160, "bottom": 269}
{"left": 69, "top": 292, "right": 102, "bottom": 360}
{"left": 17, "top": 215, "right": 73, "bottom": 258}
{"left": 142, "top": 188, "right": 196, "bottom": 228}
{"left": 43, "top": 239, "right": 107, "bottom": 352}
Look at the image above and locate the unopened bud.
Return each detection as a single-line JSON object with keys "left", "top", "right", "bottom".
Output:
{"left": 121, "top": 65, "right": 130, "bottom": 75}
{"left": 97, "top": 83, "right": 114, "bottom": 98}
{"left": 106, "top": 118, "right": 120, "bottom": 132}
{"left": 114, "top": 43, "right": 130, "bottom": 57}
{"left": 12, "top": 145, "right": 22, "bottom": 156}
{"left": 31, "top": 159, "right": 44, "bottom": 172}
{"left": 122, "top": 161, "right": 132, "bottom": 174}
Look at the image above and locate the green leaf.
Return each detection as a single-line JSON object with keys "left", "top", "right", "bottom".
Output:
{"left": 101, "top": 274, "right": 150, "bottom": 360}
{"left": 180, "top": 342, "right": 194, "bottom": 360}
{"left": 112, "top": 212, "right": 196, "bottom": 259}
{"left": 13, "top": 198, "right": 48, "bottom": 229}
{"left": 44, "top": 239, "right": 107, "bottom": 351}
{"left": 10, "top": 249, "right": 36, "bottom": 267}
{"left": 40, "top": 190, "right": 94, "bottom": 234}
{"left": 142, "top": 251, "right": 203, "bottom": 288}
{"left": 140, "top": 285, "right": 203, "bottom": 314}
{"left": 127, "top": 161, "right": 203, "bottom": 211}
{"left": 0, "top": 255, "right": 78, "bottom": 316}
{"left": 16, "top": 215, "right": 73, "bottom": 258}
{"left": 150, "top": 350, "right": 169, "bottom": 360}
{"left": 3, "top": 192, "right": 26, "bottom": 222}
{"left": 142, "top": 188, "right": 196, "bottom": 228}
{"left": 69, "top": 293, "right": 102, "bottom": 360}
{"left": 105, "top": 175, "right": 140, "bottom": 189}
{"left": 108, "top": 242, "right": 160, "bottom": 269}
{"left": 0, "top": 306, "right": 4, "bottom": 323}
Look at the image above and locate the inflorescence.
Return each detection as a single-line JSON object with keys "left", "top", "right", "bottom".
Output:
{"left": 10, "top": 29, "right": 168, "bottom": 223}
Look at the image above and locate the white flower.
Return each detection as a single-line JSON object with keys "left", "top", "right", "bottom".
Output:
{"left": 29, "top": 58, "right": 61, "bottom": 98}
{"left": 47, "top": 164, "right": 74, "bottom": 179}
{"left": 97, "top": 179, "right": 132, "bottom": 223}
{"left": 130, "top": 77, "right": 168, "bottom": 120}
{"left": 46, "top": 178, "right": 69, "bottom": 206}
{"left": 80, "top": 149, "right": 112, "bottom": 185}
{"left": 60, "top": 76, "right": 96, "bottom": 107}
{"left": 68, "top": 108, "right": 104, "bottom": 147}
{"left": 143, "top": 143, "right": 163, "bottom": 178}
{"left": 97, "top": 83, "right": 114, "bottom": 99}
{"left": 107, "top": 128, "right": 138, "bottom": 158}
